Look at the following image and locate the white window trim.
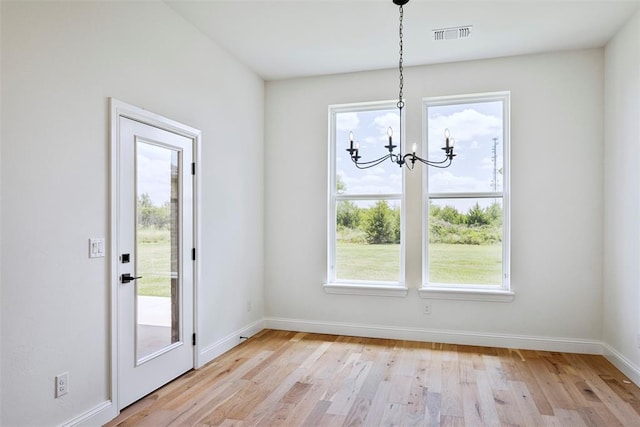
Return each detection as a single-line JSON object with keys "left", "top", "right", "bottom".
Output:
{"left": 326, "top": 101, "right": 406, "bottom": 295}
{"left": 420, "top": 92, "right": 512, "bottom": 301}
{"left": 324, "top": 282, "right": 409, "bottom": 297}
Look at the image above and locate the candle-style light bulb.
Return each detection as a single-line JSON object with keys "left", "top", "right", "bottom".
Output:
{"left": 349, "top": 131, "right": 354, "bottom": 151}
{"left": 444, "top": 128, "right": 450, "bottom": 139}
{"left": 450, "top": 138, "right": 455, "bottom": 148}
{"left": 387, "top": 127, "right": 393, "bottom": 144}
{"left": 412, "top": 143, "right": 417, "bottom": 154}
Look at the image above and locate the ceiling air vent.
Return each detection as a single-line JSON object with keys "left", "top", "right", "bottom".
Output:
{"left": 433, "top": 25, "right": 473, "bottom": 41}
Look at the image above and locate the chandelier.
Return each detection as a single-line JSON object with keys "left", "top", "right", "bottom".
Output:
{"left": 346, "top": 0, "right": 456, "bottom": 170}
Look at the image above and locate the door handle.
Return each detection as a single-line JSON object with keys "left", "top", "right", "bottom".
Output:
{"left": 120, "top": 273, "right": 142, "bottom": 284}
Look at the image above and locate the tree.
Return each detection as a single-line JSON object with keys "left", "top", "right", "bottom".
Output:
{"left": 466, "top": 203, "right": 490, "bottom": 226}
{"left": 363, "top": 200, "right": 394, "bottom": 244}
{"left": 337, "top": 200, "right": 361, "bottom": 229}
{"left": 485, "top": 202, "right": 502, "bottom": 226}
{"left": 336, "top": 174, "right": 347, "bottom": 194}
{"left": 391, "top": 206, "right": 401, "bottom": 244}
{"left": 138, "top": 193, "right": 171, "bottom": 228}
{"left": 440, "top": 205, "right": 464, "bottom": 224}
{"left": 138, "top": 193, "right": 155, "bottom": 227}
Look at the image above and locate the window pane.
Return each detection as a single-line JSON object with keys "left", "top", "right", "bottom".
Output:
{"left": 335, "top": 199, "right": 401, "bottom": 282}
{"left": 428, "top": 101, "right": 503, "bottom": 193}
{"left": 428, "top": 198, "right": 502, "bottom": 285}
{"left": 336, "top": 109, "right": 401, "bottom": 195}
{"left": 136, "top": 141, "right": 180, "bottom": 361}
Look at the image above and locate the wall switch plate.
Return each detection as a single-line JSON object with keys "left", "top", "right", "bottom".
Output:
{"left": 55, "top": 372, "right": 68, "bottom": 398}
{"left": 89, "top": 238, "right": 105, "bottom": 258}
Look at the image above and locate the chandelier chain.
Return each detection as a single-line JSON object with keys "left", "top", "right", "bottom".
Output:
{"left": 398, "top": 5, "right": 404, "bottom": 108}
{"left": 345, "top": 0, "right": 455, "bottom": 170}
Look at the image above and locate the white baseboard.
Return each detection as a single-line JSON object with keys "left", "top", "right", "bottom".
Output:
{"left": 264, "top": 317, "right": 603, "bottom": 355}
{"left": 61, "top": 400, "right": 115, "bottom": 427}
{"left": 602, "top": 343, "right": 640, "bottom": 387}
{"left": 197, "top": 319, "right": 265, "bottom": 368}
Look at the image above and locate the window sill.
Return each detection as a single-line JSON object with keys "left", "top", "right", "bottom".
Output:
{"left": 323, "top": 283, "right": 408, "bottom": 297}
{"left": 418, "top": 287, "right": 515, "bottom": 302}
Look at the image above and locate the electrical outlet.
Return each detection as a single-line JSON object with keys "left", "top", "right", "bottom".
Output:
{"left": 55, "top": 372, "right": 68, "bottom": 398}
{"left": 423, "top": 303, "right": 432, "bottom": 315}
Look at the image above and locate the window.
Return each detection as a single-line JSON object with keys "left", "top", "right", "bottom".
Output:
{"left": 422, "top": 92, "right": 511, "bottom": 300}
{"left": 327, "top": 102, "right": 406, "bottom": 294}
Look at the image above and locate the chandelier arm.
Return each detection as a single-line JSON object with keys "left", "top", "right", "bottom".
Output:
{"left": 351, "top": 154, "right": 393, "bottom": 169}
{"left": 412, "top": 156, "right": 454, "bottom": 168}
{"left": 403, "top": 159, "right": 415, "bottom": 171}
{"left": 352, "top": 153, "right": 393, "bottom": 166}
{"left": 402, "top": 152, "right": 447, "bottom": 165}
{"left": 353, "top": 158, "right": 393, "bottom": 170}
{"left": 405, "top": 152, "right": 454, "bottom": 166}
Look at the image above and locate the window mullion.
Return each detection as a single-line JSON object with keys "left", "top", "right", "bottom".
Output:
{"left": 429, "top": 192, "right": 503, "bottom": 199}
{"left": 336, "top": 193, "right": 402, "bottom": 201}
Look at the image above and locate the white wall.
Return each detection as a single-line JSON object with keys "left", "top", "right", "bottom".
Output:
{"left": 265, "top": 50, "right": 604, "bottom": 346}
{"left": 603, "top": 10, "right": 640, "bottom": 380}
{"left": 0, "top": 1, "right": 264, "bottom": 425}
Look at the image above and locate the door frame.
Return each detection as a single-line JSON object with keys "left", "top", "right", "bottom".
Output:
{"left": 109, "top": 98, "right": 201, "bottom": 412}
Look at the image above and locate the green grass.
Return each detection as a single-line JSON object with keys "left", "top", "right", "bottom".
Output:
{"left": 138, "top": 227, "right": 502, "bottom": 294}
{"left": 336, "top": 241, "right": 502, "bottom": 285}
{"left": 428, "top": 243, "right": 502, "bottom": 285}
{"left": 336, "top": 241, "right": 401, "bottom": 282}
{"left": 137, "top": 227, "right": 172, "bottom": 297}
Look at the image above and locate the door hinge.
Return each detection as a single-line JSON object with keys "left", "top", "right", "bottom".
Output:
{"left": 191, "top": 162, "right": 196, "bottom": 175}
{"left": 192, "top": 333, "right": 196, "bottom": 346}
{"left": 192, "top": 248, "right": 196, "bottom": 261}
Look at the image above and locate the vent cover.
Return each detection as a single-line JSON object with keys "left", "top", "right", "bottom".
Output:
{"left": 433, "top": 25, "right": 473, "bottom": 41}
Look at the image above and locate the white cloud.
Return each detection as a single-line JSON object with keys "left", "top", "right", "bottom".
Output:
{"left": 429, "top": 170, "right": 487, "bottom": 193}
{"left": 336, "top": 112, "right": 359, "bottom": 131}
{"left": 428, "top": 108, "right": 501, "bottom": 149}
{"left": 340, "top": 166, "right": 402, "bottom": 195}
{"left": 480, "top": 155, "right": 503, "bottom": 170}
{"left": 373, "top": 112, "right": 400, "bottom": 142}
{"left": 137, "top": 144, "right": 175, "bottom": 206}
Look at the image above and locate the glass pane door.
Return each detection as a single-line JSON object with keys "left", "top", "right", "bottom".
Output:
{"left": 135, "top": 140, "right": 181, "bottom": 362}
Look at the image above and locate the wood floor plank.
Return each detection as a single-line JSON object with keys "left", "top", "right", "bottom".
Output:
{"left": 509, "top": 380, "right": 547, "bottom": 426}
{"left": 493, "top": 387, "right": 527, "bottom": 426}
{"left": 301, "top": 399, "right": 332, "bottom": 425}
{"left": 440, "top": 360, "right": 463, "bottom": 417}
{"left": 425, "top": 390, "right": 442, "bottom": 426}
{"left": 509, "top": 353, "right": 555, "bottom": 416}
{"left": 363, "top": 380, "right": 392, "bottom": 425}
{"left": 285, "top": 379, "right": 332, "bottom": 426}
{"left": 105, "top": 330, "right": 640, "bottom": 427}
{"left": 342, "top": 396, "right": 371, "bottom": 426}
{"left": 403, "top": 367, "right": 428, "bottom": 426}
{"left": 475, "top": 368, "right": 502, "bottom": 426}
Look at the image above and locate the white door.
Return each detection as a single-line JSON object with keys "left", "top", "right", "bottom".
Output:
{"left": 116, "top": 113, "right": 195, "bottom": 409}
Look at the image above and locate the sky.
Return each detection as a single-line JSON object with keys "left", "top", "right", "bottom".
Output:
{"left": 336, "top": 100, "right": 504, "bottom": 213}
{"left": 136, "top": 141, "right": 179, "bottom": 206}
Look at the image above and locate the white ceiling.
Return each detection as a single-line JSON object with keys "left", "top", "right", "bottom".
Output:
{"left": 165, "top": 0, "right": 640, "bottom": 81}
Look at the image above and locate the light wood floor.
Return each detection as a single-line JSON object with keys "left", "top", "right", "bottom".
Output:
{"left": 106, "top": 329, "right": 640, "bottom": 426}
